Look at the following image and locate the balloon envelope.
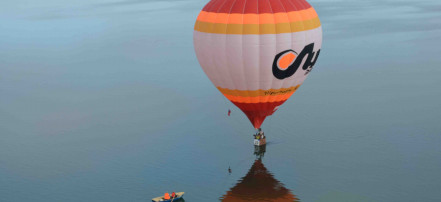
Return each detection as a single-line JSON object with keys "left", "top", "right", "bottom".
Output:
{"left": 194, "top": 0, "right": 322, "bottom": 129}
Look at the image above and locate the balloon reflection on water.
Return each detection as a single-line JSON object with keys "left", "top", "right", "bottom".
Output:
{"left": 220, "top": 145, "right": 299, "bottom": 202}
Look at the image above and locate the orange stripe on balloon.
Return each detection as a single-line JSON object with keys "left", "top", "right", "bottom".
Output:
{"left": 223, "top": 92, "right": 294, "bottom": 103}
{"left": 196, "top": 8, "right": 318, "bottom": 24}
{"left": 217, "top": 85, "right": 301, "bottom": 97}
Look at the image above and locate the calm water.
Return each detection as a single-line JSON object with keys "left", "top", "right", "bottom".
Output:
{"left": 1, "top": 0, "right": 441, "bottom": 201}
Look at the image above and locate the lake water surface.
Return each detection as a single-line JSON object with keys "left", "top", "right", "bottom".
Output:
{"left": 1, "top": 0, "right": 441, "bottom": 201}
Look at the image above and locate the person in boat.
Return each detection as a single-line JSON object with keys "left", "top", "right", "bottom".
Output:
{"left": 171, "top": 192, "right": 176, "bottom": 198}
{"left": 164, "top": 193, "right": 170, "bottom": 200}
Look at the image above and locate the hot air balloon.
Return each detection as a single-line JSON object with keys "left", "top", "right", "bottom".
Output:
{"left": 193, "top": 0, "right": 322, "bottom": 130}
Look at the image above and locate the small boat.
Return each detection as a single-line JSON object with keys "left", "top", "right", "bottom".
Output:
{"left": 152, "top": 192, "right": 185, "bottom": 202}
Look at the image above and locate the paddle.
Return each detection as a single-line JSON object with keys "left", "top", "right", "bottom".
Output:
{"left": 170, "top": 193, "right": 176, "bottom": 202}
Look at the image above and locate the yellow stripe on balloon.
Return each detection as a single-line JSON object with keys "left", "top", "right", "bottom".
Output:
{"left": 194, "top": 18, "right": 321, "bottom": 34}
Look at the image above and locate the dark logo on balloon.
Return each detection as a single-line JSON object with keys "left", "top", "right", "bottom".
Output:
{"left": 272, "top": 43, "right": 320, "bottom": 80}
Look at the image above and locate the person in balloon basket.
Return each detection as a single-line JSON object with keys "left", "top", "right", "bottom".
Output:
{"left": 255, "top": 133, "right": 259, "bottom": 140}
{"left": 254, "top": 128, "right": 265, "bottom": 140}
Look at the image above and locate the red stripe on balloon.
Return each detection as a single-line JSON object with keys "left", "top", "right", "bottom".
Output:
{"left": 231, "top": 100, "right": 287, "bottom": 129}
{"left": 202, "top": 0, "right": 312, "bottom": 14}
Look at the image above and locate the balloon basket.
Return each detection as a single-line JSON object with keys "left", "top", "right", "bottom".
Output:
{"left": 253, "top": 138, "right": 266, "bottom": 146}
{"left": 253, "top": 131, "right": 266, "bottom": 146}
